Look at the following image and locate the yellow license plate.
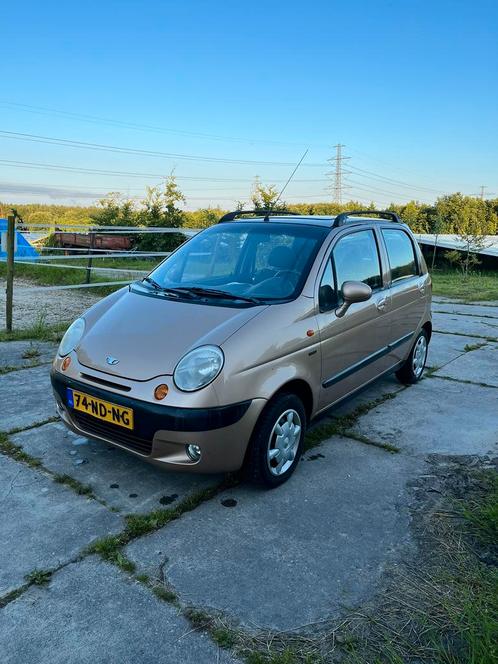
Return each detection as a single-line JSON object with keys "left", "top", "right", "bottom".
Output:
{"left": 67, "top": 388, "right": 134, "bottom": 430}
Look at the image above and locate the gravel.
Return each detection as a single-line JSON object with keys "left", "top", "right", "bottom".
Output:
{"left": 0, "top": 277, "right": 101, "bottom": 328}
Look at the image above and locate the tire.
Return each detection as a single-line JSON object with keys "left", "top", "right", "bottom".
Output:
{"left": 395, "top": 329, "right": 429, "bottom": 385}
{"left": 244, "top": 393, "right": 306, "bottom": 488}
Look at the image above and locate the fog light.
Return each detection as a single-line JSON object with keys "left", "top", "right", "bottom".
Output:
{"left": 61, "top": 356, "right": 71, "bottom": 371}
{"left": 186, "top": 444, "right": 201, "bottom": 462}
{"left": 154, "top": 383, "right": 169, "bottom": 400}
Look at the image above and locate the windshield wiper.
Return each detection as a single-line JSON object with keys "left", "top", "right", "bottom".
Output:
{"left": 142, "top": 277, "right": 195, "bottom": 299}
{"left": 174, "top": 286, "right": 261, "bottom": 304}
{"left": 143, "top": 276, "right": 163, "bottom": 290}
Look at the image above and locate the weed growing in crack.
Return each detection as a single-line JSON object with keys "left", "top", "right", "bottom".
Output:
{"left": 22, "top": 344, "right": 41, "bottom": 360}
{"left": 53, "top": 474, "right": 94, "bottom": 497}
{"left": 24, "top": 569, "right": 52, "bottom": 586}
{"left": 304, "top": 392, "right": 399, "bottom": 453}
{"left": 0, "top": 433, "right": 42, "bottom": 467}
{"left": 87, "top": 483, "right": 231, "bottom": 576}
{"left": 464, "top": 342, "right": 487, "bottom": 352}
{"left": 7, "top": 416, "right": 60, "bottom": 436}
{"left": 152, "top": 586, "right": 178, "bottom": 604}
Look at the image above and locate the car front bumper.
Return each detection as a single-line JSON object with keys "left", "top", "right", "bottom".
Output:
{"left": 51, "top": 369, "right": 266, "bottom": 473}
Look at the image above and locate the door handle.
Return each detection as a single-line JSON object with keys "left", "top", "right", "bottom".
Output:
{"left": 418, "top": 281, "right": 426, "bottom": 294}
{"left": 376, "top": 297, "right": 387, "bottom": 311}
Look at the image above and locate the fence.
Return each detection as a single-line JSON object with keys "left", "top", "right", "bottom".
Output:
{"left": 1, "top": 216, "right": 200, "bottom": 331}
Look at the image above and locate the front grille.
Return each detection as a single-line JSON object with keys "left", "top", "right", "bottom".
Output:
{"left": 79, "top": 373, "right": 131, "bottom": 392}
{"left": 71, "top": 411, "right": 152, "bottom": 456}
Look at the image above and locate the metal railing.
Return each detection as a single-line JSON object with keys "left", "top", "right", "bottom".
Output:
{"left": 1, "top": 217, "right": 201, "bottom": 331}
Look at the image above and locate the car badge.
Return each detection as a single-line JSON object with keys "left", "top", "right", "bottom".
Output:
{"left": 106, "top": 355, "right": 119, "bottom": 366}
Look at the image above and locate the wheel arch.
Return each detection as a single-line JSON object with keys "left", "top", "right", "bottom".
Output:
{"left": 422, "top": 320, "right": 432, "bottom": 341}
{"left": 270, "top": 378, "right": 314, "bottom": 424}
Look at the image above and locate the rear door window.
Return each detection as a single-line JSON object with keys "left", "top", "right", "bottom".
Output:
{"left": 381, "top": 229, "right": 418, "bottom": 282}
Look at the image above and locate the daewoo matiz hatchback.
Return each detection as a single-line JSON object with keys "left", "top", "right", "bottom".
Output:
{"left": 51, "top": 210, "right": 432, "bottom": 487}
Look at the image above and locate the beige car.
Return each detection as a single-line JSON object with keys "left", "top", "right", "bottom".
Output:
{"left": 51, "top": 210, "right": 431, "bottom": 487}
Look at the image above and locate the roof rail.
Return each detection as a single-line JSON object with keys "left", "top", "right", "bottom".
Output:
{"left": 218, "top": 209, "right": 299, "bottom": 223}
{"left": 333, "top": 210, "right": 402, "bottom": 227}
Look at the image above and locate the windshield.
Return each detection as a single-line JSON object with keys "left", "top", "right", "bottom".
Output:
{"left": 145, "top": 222, "right": 329, "bottom": 304}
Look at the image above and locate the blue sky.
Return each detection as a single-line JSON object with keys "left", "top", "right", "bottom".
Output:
{"left": 1, "top": 0, "right": 497, "bottom": 209}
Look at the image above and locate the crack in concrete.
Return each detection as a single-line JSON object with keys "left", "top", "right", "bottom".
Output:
{"left": 434, "top": 309, "right": 498, "bottom": 320}
{"left": 0, "top": 556, "right": 79, "bottom": 609}
{"left": 434, "top": 329, "right": 498, "bottom": 342}
{"left": 0, "top": 360, "right": 52, "bottom": 376}
{"left": 426, "top": 374, "right": 498, "bottom": 390}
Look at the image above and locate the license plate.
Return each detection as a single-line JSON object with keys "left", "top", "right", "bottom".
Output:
{"left": 67, "top": 388, "right": 134, "bottom": 430}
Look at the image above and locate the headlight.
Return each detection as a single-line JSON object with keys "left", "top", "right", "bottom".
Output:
{"left": 58, "top": 318, "right": 85, "bottom": 357}
{"left": 174, "top": 345, "right": 224, "bottom": 392}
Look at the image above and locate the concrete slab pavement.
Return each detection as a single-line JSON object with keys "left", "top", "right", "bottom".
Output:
{"left": 11, "top": 420, "right": 221, "bottom": 513}
{"left": 0, "top": 455, "right": 122, "bottom": 596}
{"left": 126, "top": 438, "right": 424, "bottom": 631}
{"left": 0, "top": 558, "right": 238, "bottom": 664}
{"left": 351, "top": 378, "right": 498, "bottom": 457}
{"left": 0, "top": 364, "right": 55, "bottom": 431}
{"left": 0, "top": 341, "right": 57, "bottom": 370}
{"left": 426, "top": 332, "right": 489, "bottom": 369}
{"left": 433, "top": 311, "right": 498, "bottom": 338}
{"left": 435, "top": 342, "right": 498, "bottom": 387}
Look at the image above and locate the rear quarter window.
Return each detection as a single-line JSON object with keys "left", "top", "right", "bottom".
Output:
{"left": 381, "top": 228, "right": 419, "bottom": 282}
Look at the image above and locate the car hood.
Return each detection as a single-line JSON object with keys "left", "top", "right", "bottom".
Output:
{"left": 77, "top": 286, "right": 265, "bottom": 380}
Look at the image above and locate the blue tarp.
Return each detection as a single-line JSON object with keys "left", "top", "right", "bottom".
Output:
{"left": 0, "top": 218, "right": 39, "bottom": 259}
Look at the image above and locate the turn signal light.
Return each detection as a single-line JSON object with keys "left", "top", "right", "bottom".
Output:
{"left": 61, "top": 356, "right": 71, "bottom": 371}
{"left": 154, "top": 384, "right": 169, "bottom": 400}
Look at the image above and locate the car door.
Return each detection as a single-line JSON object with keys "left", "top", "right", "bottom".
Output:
{"left": 379, "top": 226, "right": 428, "bottom": 364}
{"left": 316, "top": 228, "right": 393, "bottom": 411}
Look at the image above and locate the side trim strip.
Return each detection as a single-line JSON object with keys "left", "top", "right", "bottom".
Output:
{"left": 322, "top": 331, "right": 415, "bottom": 388}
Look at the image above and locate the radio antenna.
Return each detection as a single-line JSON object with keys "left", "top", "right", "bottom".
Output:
{"left": 271, "top": 148, "right": 309, "bottom": 212}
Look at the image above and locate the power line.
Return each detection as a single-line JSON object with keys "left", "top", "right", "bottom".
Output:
{"left": 0, "top": 130, "right": 326, "bottom": 168}
{"left": 0, "top": 158, "right": 330, "bottom": 183}
{"left": 0, "top": 100, "right": 315, "bottom": 148}
{"left": 347, "top": 165, "right": 447, "bottom": 195}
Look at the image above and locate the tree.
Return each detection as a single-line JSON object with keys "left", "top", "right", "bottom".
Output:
{"left": 427, "top": 212, "right": 444, "bottom": 270}
{"left": 251, "top": 178, "right": 286, "bottom": 211}
{"left": 435, "top": 193, "right": 494, "bottom": 275}
{"left": 90, "top": 192, "right": 137, "bottom": 227}
{"left": 184, "top": 207, "right": 226, "bottom": 229}
{"left": 135, "top": 176, "right": 187, "bottom": 252}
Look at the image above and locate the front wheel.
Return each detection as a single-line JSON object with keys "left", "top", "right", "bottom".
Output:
{"left": 395, "top": 329, "right": 429, "bottom": 384}
{"left": 244, "top": 393, "right": 306, "bottom": 488}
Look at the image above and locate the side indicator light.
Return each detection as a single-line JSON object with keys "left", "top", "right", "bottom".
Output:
{"left": 306, "top": 329, "right": 315, "bottom": 337}
{"left": 61, "top": 356, "right": 71, "bottom": 371}
{"left": 154, "top": 384, "right": 169, "bottom": 400}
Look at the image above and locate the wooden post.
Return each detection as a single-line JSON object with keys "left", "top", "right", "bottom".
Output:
{"left": 85, "top": 231, "right": 96, "bottom": 284}
{"left": 5, "top": 214, "right": 15, "bottom": 332}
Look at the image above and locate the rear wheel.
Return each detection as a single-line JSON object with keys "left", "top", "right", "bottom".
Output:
{"left": 395, "top": 329, "right": 429, "bottom": 384}
{"left": 244, "top": 393, "right": 306, "bottom": 488}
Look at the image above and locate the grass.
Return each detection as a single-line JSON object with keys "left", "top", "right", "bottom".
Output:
{"left": 338, "top": 466, "right": 498, "bottom": 664}
{"left": 0, "top": 256, "right": 157, "bottom": 297}
{"left": 0, "top": 432, "right": 42, "bottom": 468}
{"left": 0, "top": 315, "right": 67, "bottom": 343}
{"left": 21, "top": 343, "right": 41, "bottom": 359}
{"left": 24, "top": 569, "right": 52, "bottom": 586}
{"left": 462, "top": 470, "right": 498, "bottom": 548}
{"left": 87, "top": 484, "right": 223, "bottom": 572}
{"left": 431, "top": 268, "right": 498, "bottom": 301}
{"left": 464, "top": 342, "right": 487, "bottom": 352}
{"left": 53, "top": 473, "right": 94, "bottom": 497}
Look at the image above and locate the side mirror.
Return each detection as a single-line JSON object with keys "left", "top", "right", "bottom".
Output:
{"left": 335, "top": 280, "right": 372, "bottom": 318}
